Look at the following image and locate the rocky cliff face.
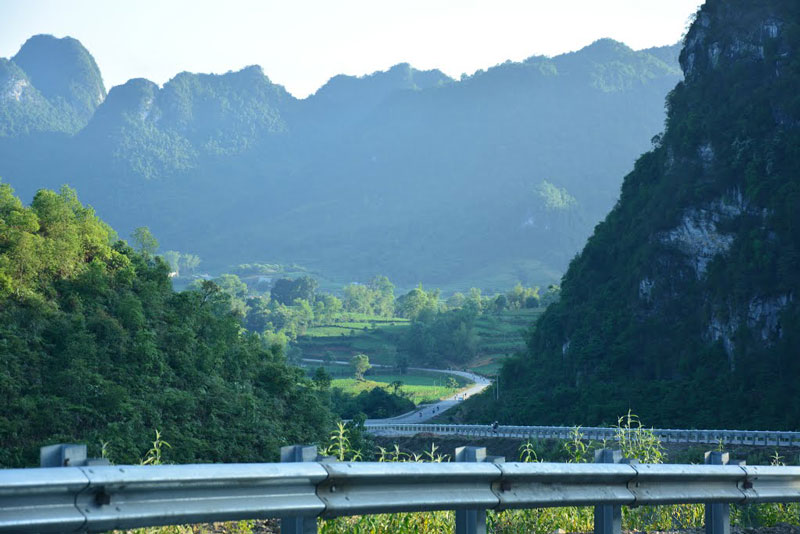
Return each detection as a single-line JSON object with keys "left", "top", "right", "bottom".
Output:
{"left": 0, "top": 58, "right": 66, "bottom": 136}
{"left": 652, "top": 1, "right": 797, "bottom": 371}
{"left": 472, "top": 0, "right": 800, "bottom": 430}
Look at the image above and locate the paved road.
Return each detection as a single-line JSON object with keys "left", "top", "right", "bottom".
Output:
{"left": 300, "top": 359, "right": 492, "bottom": 424}
{"left": 366, "top": 370, "right": 490, "bottom": 424}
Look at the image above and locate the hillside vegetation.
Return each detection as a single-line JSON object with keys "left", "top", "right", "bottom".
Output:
{"left": 0, "top": 185, "right": 331, "bottom": 467}
{"left": 465, "top": 0, "right": 800, "bottom": 430}
{"left": 0, "top": 36, "right": 681, "bottom": 290}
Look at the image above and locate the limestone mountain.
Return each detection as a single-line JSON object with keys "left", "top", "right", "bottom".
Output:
{"left": 0, "top": 36, "right": 680, "bottom": 290}
{"left": 466, "top": 0, "right": 800, "bottom": 429}
{"left": 1, "top": 35, "right": 105, "bottom": 135}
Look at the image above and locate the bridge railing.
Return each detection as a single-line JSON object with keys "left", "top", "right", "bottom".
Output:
{"left": 3, "top": 446, "right": 800, "bottom": 534}
{"left": 363, "top": 423, "right": 800, "bottom": 446}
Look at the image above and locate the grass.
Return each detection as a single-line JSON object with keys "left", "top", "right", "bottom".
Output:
{"left": 303, "top": 364, "right": 470, "bottom": 388}
{"left": 330, "top": 372, "right": 469, "bottom": 405}
{"left": 304, "top": 315, "right": 410, "bottom": 339}
{"left": 364, "top": 373, "right": 468, "bottom": 388}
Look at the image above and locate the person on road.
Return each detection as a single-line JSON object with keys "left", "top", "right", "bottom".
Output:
{"left": 491, "top": 421, "right": 499, "bottom": 434}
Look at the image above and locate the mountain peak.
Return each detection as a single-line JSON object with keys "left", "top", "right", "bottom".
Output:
{"left": 574, "top": 38, "right": 634, "bottom": 60}
{"left": 12, "top": 34, "right": 105, "bottom": 122}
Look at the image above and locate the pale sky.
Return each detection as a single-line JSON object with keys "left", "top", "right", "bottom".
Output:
{"left": 0, "top": 0, "right": 703, "bottom": 98}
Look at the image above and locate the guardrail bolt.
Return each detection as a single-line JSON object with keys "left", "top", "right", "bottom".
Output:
{"left": 593, "top": 449, "right": 623, "bottom": 534}
{"left": 704, "top": 451, "right": 731, "bottom": 534}
{"left": 280, "top": 445, "right": 320, "bottom": 534}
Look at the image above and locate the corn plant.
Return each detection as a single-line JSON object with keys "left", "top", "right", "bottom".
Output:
{"left": 319, "top": 421, "right": 362, "bottom": 461}
{"left": 140, "top": 429, "right": 171, "bottom": 466}
{"left": 563, "top": 426, "right": 594, "bottom": 463}
{"left": 614, "top": 410, "right": 664, "bottom": 464}
{"left": 614, "top": 412, "right": 703, "bottom": 531}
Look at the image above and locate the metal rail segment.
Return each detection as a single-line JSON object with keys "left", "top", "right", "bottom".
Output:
{"left": 3, "top": 459, "right": 800, "bottom": 532}
{"left": 363, "top": 422, "right": 800, "bottom": 446}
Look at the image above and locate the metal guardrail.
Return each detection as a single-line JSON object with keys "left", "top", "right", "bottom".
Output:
{"left": 363, "top": 423, "right": 800, "bottom": 446}
{"left": 3, "top": 453, "right": 800, "bottom": 533}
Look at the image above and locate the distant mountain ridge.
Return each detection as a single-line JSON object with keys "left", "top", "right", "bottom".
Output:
{"left": 0, "top": 35, "right": 681, "bottom": 290}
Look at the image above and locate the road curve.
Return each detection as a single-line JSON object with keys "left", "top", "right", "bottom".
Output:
{"left": 366, "top": 370, "right": 490, "bottom": 425}
{"left": 300, "top": 358, "right": 492, "bottom": 424}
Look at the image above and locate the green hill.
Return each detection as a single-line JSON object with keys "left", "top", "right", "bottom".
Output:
{"left": 0, "top": 184, "right": 331, "bottom": 467}
{"left": 463, "top": 0, "right": 800, "bottom": 430}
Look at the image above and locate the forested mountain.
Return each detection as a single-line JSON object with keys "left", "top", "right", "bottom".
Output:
{"left": 465, "top": 0, "right": 800, "bottom": 430}
{"left": 0, "top": 35, "right": 105, "bottom": 136}
{"left": 0, "top": 36, "right": 680, "bottom": 290}
{"left": 0, "top": 185, "right": 331, "bottom": 467}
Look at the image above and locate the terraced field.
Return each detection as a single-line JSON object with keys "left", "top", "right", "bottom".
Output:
{"left": 469, "top": 308, "right": 545, "bottom": 375}
{"left": 294, "top": 308, "right": 545, "bottom": 375}
{"left": 296, "top": 314, "right": 409, "bottom": 366}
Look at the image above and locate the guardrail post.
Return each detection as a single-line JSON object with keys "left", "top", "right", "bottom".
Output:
{"left": 40, "top": 443, "right": 110, "bottom": 467}
{"left": 593, "top": 449, "right": 622, "bottom": 534}
{"left": 704, "top": 451, "right": 730, "bottom": 534}
{"left": 455, "top": 446, "right": 504, "bottom": 534}
{"left": 281, "top": 445, "right": 321, "bottom": 534}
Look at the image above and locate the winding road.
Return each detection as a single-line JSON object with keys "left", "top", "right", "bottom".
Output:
{"left": 300, "top": 359, "right": 492, "bottom": 424}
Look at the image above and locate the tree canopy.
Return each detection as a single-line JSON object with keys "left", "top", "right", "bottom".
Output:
{"left": 0, "top": 184, "right": 333, "bottom": 467}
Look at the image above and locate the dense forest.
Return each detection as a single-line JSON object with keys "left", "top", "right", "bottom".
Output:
{"left": 464, "top": 0, "right": 800, "bottom": 430}
{"left": 0, "top": 185, "right": 332, "bottom": 467}
{"left": 0, "top": 35, "right": 681, "bottom": 290}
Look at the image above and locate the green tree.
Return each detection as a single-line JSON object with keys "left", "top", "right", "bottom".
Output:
{"left": 368, "top": 275, "right": 395, "bottom": 317}
{"left": 271, "top": 276, "right": 318, "bottom": 305}
{"left": 395, "top": 284, "right": 439, "bottom": 321}
{"left": 313, "top": 367, "right": 332, "bottom": 390}
{"left": 314, "top": 293, "right": 343, "bottom": 323}
{"left": 351, "top": 353, "right": 371, "bottom": 380}
{"left": 213, "top": 274, "right": 249, "bottom": 317}
{"left": 446, "top": 292, "right": 466, "bottom": 309}
{"left": 131, "top": 226, "right": 158, "bottom": 256}
{"left": 343, "top": 283, "right": 371, "bottom": 314}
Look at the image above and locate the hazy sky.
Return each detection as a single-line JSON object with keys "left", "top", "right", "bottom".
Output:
{"left": 1, "top": 0, "right": 703, "bottom": 98}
